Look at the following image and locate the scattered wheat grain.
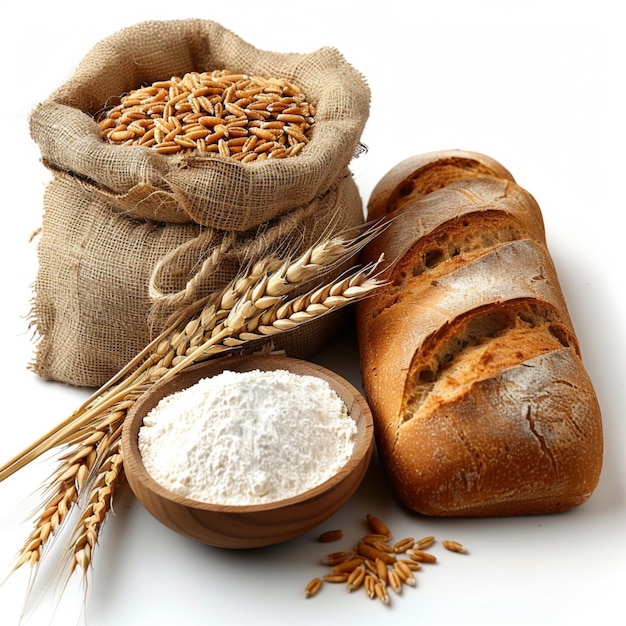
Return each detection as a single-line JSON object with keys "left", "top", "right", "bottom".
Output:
{"left": 346, "top": 566, "right": 366, "bottom": 592}
{"left": 305, "top": 577, "right": 323, "bottom": 598}
{"left": 319, "top": 529, "right": 344, "bottom": 543}
{"left": 388, "top": 569, "right": 403, "bottom": 594}
{"left": 364, "top": 574, "right": 377, "bottom": 599}
{"left": 322, "top": 551, "right": 351, "bottom": 566}
{"left": 374, "top": 581, "right": 390, "bottom": 605}
{"left": 365, "top": 513, "right": 391, "bottom": 539}
{"left": 442, "top": 540, "right": 468, "bottom": 554}
{"left": 331, "top": 557, "right": 364, "bottom": 575}
{"left": 393, "top": 537, "right": 414, "bottom": 553}
{"left": 393, "top": 560, "right": 416, "bottom": 586}
{"left": 407, "top": 549, "right": 437, "bottom": 564}
{"left": 357, "top": 542, "right": 396, "bottom": 565}
{"left": 323, "top": 573, "right": 349, "bottom": 583}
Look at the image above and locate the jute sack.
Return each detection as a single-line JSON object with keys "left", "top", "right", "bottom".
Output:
{"left": 29, "top": 19, "right": 370, "bottom": 388}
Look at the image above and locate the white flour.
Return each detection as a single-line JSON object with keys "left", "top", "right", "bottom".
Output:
{"left": 138, "top": 368, "right": 357, "bottom": 505}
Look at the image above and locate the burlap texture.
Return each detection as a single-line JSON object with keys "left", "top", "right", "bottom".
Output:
{"left": 29, "top": 19, "right": 370, "bottom": 387}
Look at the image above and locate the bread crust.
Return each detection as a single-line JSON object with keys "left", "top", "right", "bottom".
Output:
{"left": 388, "top": 348, "right": 603, "bottom": 516}
{"left": 356, "top": 150, "right": 603, "bottom": 516}
{"left": 367, "top": 149, "right": 516, "bottom": 221}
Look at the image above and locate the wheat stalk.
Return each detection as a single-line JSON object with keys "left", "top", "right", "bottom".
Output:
{"left": 3, "top": 225, "right": 385, "bottom": 582}
{"left": 70, "top": 433, "right": 124, "bottom": 575}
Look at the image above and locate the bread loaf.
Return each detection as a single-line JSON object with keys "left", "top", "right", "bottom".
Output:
{"left": 356, "top": 149, "right": 603, "bottom": 516}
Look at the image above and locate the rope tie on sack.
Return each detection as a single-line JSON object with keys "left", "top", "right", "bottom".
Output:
{"left": 148, "top": 229, "right": 235, "bottom": 306}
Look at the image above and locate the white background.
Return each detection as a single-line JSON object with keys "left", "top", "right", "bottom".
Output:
{"left": 1, "top": 1, "right": 624, "bottom": 624}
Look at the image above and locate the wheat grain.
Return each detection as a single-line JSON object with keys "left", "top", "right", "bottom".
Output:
{"left": 375, "top": 557, "right": 388, "bottom": 584}
{"left": 323, "top": 573, "right": 349, "bottom": 583}
{"left": 406, "top": 549, "right": 438, "bottom": 563}
{"left": 361, "top": 535, "right": 395, "bottom": 553}
{"left": 331, "top": 558, "right": 365, "bottom": 576}
{"left": 365, "top": 514, "right": 391, "bottom": 540}
{"left": 393, "top": 560, "right": 416, "bottom": 586}
{"left": 442, "top": 540, "right": 468, "bottom": 554}
{"left": 393, "top": 537, "right": 414, "bottom": 553}
{"left": 364, "top": 574, "right": 377, "bottom": 599}
{"left": 387, "top": 569, "right": 403, "bottom": 594}
{"left": 397, "top": 558, "right": 421, "bottom": 571}
{"left": 304, "top": 577, "right": 323, "bottom": 598}
{"left": 318, "top": 529, "right": 344, "bottom": 543}
{"left": 357, "top": 542, "right": 396, "bottom": 565}
{"left": 346, "top": 566, "right": 366, "bottom": 592}
{"left": 374, "top": 581, "right": 390, "bottom": 605}
{"left": 322, "top": 551, "right": 351, "bottom": 566}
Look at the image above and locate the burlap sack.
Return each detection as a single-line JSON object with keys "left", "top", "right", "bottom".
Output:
{"left": 29, "top": 19, "right": 370, "bottom": 388}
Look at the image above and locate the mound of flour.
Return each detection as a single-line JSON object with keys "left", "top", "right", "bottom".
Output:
{"left": 138, "top": 368, "right": 357, "bottom": 505}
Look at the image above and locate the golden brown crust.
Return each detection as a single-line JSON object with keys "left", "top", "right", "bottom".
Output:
{"left": 388, "top": 348, "right": 603, "bottom": 516}
{"left": 356, "top": 150, "right": 603, "bottom": 516}
{"left": 367, "top": 149, "right": 516, "bottom": 221}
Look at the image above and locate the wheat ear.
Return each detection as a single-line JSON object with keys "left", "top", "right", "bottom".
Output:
{"left": 64, "top": 262, "right": 381, "bottom": 576}
{"left": 0, "top": 228, "right": 379, "bottom": 482}
{"left": 5, "top": 226, "right": 385, "bottom": 580}
{"left": 26, "top": 260, "right": 382, "bottom": 579}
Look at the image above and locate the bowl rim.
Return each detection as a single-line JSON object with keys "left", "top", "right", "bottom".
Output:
{"left": 121, "top": 354, "right": 374, "bottom": 513}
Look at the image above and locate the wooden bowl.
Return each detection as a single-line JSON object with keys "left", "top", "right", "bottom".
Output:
{"left": 121, "top": 354, "right": 374, "bottom": 549}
